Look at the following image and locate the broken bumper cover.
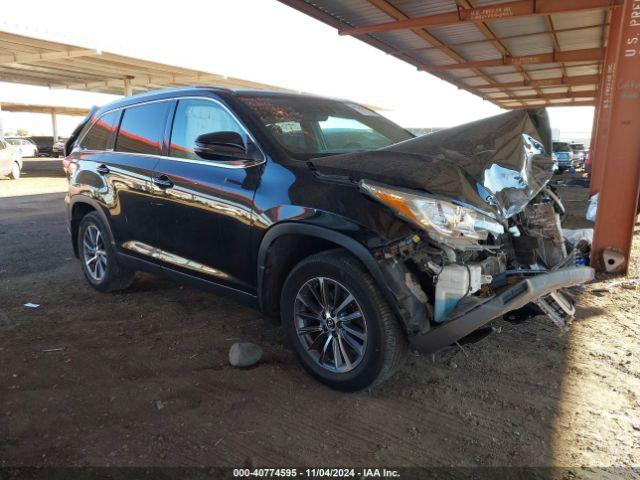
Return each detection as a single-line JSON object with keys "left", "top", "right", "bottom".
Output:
{"left": 408, "top": 266, "right": 595, "bottom": 353}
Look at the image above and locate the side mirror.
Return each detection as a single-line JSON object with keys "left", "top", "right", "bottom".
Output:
{"left": 194, "top": 131, "right": 260, "bottom": 162}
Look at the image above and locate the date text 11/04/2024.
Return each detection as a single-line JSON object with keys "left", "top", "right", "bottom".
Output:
{"left": 233, "top": 468, "right": 401, "bottom": 478}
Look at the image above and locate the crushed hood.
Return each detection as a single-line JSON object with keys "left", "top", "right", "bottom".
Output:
{"left": 310, "top": 108, "right": 554, "bottom": 220}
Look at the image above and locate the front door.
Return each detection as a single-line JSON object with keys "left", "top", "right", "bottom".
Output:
{"left": 148, "top": 97, "right": 262, "bottom": 292}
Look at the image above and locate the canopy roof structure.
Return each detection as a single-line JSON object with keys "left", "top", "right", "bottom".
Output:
{"left": 279, "top": 0, "right": 616, "bottom": 109}
{"left": 0, "top": 101, "right": 89, "bottom": 116}
{"left": 0, "top": 30, "right": 292, "bottom": 95}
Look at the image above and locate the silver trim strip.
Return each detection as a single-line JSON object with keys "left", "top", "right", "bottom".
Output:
{"left": 122, "top": 240, "right": 231, "bottom": 280}
{"left": 75, "top": 95, "right": 265, "bottom": 170}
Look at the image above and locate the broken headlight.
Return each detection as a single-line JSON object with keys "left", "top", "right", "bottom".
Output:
{"left": 360, "top": 180, "right": 504, "bottom": 241}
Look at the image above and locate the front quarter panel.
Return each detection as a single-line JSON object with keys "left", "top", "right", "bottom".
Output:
{"left": 252, "top": 158, "right": 413, "bottom": 252}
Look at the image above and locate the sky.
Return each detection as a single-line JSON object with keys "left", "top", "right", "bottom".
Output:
{"left": 0, "top": 0, "right": 594, "bottom": 139}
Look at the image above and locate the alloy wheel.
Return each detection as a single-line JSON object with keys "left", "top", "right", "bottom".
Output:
{"left": 82, "top": 225, "right": 107, "bottom": 282}
{"left": 293, "top": 276, "right": 367, "bottom": 373}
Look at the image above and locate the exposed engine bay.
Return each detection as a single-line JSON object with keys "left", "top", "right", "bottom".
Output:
{"left": 310, "top": 108, "right": 594, "bottom": 347}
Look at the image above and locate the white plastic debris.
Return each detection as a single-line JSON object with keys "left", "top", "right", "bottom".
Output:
{"left": 23, "top": 303, "right": 40, "bottom": 308}
{"left": 586, "top": 193, "right": 598, "bottom": 222}
{"left": 562, "top": 228, "right": 594, "bottom": 244}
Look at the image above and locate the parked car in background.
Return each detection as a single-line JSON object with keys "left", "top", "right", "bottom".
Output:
{"left": 29, "top": 136, "right": 55, "bottom": 157}
{"left": 52, "top": 139, "right": 67, "bottom": 157}
{"left": 570, "top": 143, "right": 586, "bottom": 168}
{"left": 5, "top": 137, "right": 38, "bottom": 157}
{"left": 553, "top": 141, "right": 575, "bottom": 172}
{"left": 64, "top": 88, "right": 593, "bottom": 390}
{"left": 0, "top": 138, "right": 23, "bottom": 179}
{"left": 584, "top": 148, "right": 591, "bottom": 173}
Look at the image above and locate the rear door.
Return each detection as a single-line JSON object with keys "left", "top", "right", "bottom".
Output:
{"left": 106, "top": 100, "right": 173, "bottom": 252}
{"left": 146, "top": 96, "right": 262, "bottom": 291}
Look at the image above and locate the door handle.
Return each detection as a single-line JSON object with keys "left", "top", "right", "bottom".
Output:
{"left": 96, "top": 164, "right": 110, "bottom": 175}
{"left": 152, "top": 174, "right": 174, "bottom": 189}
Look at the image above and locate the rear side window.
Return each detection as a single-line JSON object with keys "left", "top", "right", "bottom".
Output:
{"left": 80, "top": 111, "right": 120, "bottom": 151}
{"left": 115, "top": 102, "right": 170, "bottom": 155}
{"left": 169, "top": 98, "right": 247, "bottom": 160}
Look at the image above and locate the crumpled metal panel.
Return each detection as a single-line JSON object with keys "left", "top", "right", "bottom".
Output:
{"left": 310, "top": 109, "right": 554, "bottom": 220}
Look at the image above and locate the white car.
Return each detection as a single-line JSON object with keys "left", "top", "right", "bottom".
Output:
{"left": 5, "top": 137, "right": 38, "bottom": 157}
{"left": 0, "top": 138, "right": 23, "bottom": 179}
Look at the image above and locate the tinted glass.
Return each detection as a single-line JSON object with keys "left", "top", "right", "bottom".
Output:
{"left": 319, "top": 116, "right": 391, "bottom": 151}
{"left": 239, "top": 94, "right": 412, "bottom": 158}
{"left": 80, "top": 111, "right": 120, "bottom": 151}
{"left": 169, "top": 99, "right": 247, "bottom": 160}
{"left": 116, "top": 102, "right": 170, "bottom": 155}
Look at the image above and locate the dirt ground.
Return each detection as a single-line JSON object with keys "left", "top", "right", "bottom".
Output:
{"left": 0, "top": 160, "right": 638, "bottom": 470}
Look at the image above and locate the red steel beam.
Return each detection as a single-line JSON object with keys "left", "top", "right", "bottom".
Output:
{"left": 495, "top": 91, "right": 597, "bottom": 100}
{"left": 339, "top": 0, "right": 622, "bottom": 36}
{"left": 591, "top": 0, "right": 640, "bottom": 273}
{"left": 503, "top": 100, "right": 597, "bottom": 108}
{"left": 475, "top": 74, "right": 600, "bottom": 89}
{"left": 590, "top": 6, "right": 623, "bottom": 196}
{"left": 419, "top": 48, "right": 604, "bottom": 71}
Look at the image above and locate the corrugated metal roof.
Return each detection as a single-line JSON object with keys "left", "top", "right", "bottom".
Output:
{"left": 387, "top": 0, "right": 457, "bottom": 17}
{"left": 278, "top": 0, "right": 611, "bottom": 108}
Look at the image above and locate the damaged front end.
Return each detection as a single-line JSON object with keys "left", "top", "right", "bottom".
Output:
{"left": 312, "top": 108, "right": 594, "bottom": 352}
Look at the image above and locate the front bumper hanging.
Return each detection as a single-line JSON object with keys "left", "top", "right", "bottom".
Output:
{"left": 409, "top": 266, "right": 595, "bottom": 353}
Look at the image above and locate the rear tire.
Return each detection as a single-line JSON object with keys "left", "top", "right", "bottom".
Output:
{"left": 9, "top": 162, "right": 20, "bottom": 179}
{"left": 281, "top": 250, "right": 407, "bottom": 391}
{"left": 78, "top": 211, "right": 134, "bottom": 292}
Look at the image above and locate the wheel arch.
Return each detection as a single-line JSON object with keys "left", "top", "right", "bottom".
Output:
{"left": 256, "top": 222, "right": 402, "bottom": 323}
{"left": 69, "top": 196, "right": 114, "bottom": 258}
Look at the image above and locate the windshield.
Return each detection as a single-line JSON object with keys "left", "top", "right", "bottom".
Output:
{"left": 6, "top": 139, "right": 20, "bottom": 145}
{"left": 571, "top": 144, "right": 585, "bottom": 150}
{"left": 238, "top": 94, "right": 413, "bottom": 158}
{"left": 553, "top": 142, "right": 571, "bottom": 152}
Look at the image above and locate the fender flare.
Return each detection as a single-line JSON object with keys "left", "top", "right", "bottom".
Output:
{"left": 68, "top": 195, "right": 116, "bottom": 254}
{"left": 256, "top": 222, "right": 402, "bottom": 320}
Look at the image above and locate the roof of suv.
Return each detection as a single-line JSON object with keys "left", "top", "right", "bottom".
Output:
{"left": 95, "top": 86, "right": 358, "bottom": 115}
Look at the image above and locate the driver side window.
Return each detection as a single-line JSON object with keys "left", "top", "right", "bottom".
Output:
{"left": 169, "top": 99, "right": 248, "bottom": 160}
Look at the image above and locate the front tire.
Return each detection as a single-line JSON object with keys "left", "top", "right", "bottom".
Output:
{"left": 9, "top": 162, "right": 20, "bottom": 179}
{"left": 78, "top": 212, "right": 134, "bottom": 292}
{"left": 281, "top": 250, "right": 407, "bottom": 391}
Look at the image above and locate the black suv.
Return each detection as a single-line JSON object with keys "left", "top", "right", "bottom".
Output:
{"left": 65, "top": 87, "right": 593, "bottom": 390}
